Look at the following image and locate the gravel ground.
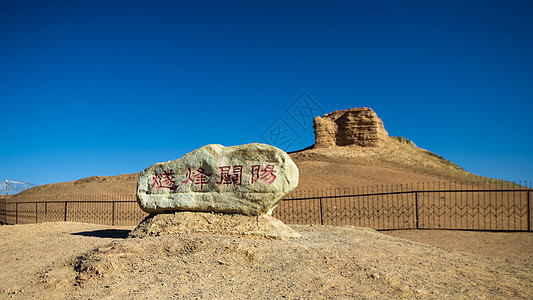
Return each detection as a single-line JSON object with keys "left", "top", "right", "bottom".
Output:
{"left": 1, "top": 222, "right": 532, "bottom": 299}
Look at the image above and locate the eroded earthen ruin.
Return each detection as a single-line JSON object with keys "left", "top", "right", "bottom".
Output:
{"left": 313, "top": 107, "right": 388, "bottom": 148}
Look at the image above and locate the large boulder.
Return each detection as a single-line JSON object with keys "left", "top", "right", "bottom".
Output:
{"left": 136, "top": 143, "right": 299, "bottom": 216}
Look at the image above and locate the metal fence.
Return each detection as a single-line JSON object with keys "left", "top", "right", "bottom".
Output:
{"left": 274, "top": 182, "right": 532, "bottom": 231}
{"left": 0, "top": 195, "right": 146, "bottom": 226}
{"left": 1, "top": 182, "right": 532, "bottom": 231}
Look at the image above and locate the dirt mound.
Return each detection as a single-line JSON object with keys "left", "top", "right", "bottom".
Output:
{"left": 8, "top": 173, "right": 138, "bottom": 200}
{"left": 289, "top": 136, "right": 488, "bottom": 191}
{"left": 72, "top": 174, "right": 137, "bottom": 184}
{"left": 129, "top": 211, "right": 300, "bottom": 240}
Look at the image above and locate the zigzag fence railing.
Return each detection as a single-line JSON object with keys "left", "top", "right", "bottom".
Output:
{"left": 274, "top": 182, "right": 532, "bottom": 231}
{"left": 0, "top": 195, "right": 147, "bottom": 226}
{"left": 0, "top": 182, "right": 531, "bottom": 231}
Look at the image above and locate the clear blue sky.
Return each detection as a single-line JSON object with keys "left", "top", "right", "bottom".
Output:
{"left": 1, "top": 0, "right": 532, "bottom": 188}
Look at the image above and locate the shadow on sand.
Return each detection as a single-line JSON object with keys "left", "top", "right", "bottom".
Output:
{"left": 72, "top": 229, "right": 131, "bottom": 239}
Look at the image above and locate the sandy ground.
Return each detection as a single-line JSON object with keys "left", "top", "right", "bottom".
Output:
{"left": 381, "top": 230, "right": 533, "bottom": 264}
{"left": 1, "top": 222, "right": 532, "bottom": 299}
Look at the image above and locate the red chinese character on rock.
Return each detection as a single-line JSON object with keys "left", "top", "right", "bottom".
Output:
{"left": 216, "top": 166, "right": 231, "bottom": 186}
{"left": 231, "top": 166, "right": 243, "bottom": 185}
{"left": 151, "top": 169, "right": 178, "bottom": 191}
{"left": 216, "top": 165, "right": 243, "bottom": 186}
{"left": 181, "top": 167, "right": 212, "bottom": 190}
{"left": 250, "top": 164, "right": 277, "bottom": 185}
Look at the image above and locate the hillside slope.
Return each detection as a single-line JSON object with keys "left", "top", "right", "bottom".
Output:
{"left": 7, "top": 136, "right": 499, "bottom": 201}
{"left": 290, "top": 136, "right": 491, "bottom": 191}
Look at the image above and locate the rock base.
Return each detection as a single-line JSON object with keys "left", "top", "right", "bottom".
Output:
{"left": 129, "top": 211, "right": 301, "bottom": 240}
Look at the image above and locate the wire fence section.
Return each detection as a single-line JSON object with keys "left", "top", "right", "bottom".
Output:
{"left": 0, "top": 182, "right": 532, "bottom": 231}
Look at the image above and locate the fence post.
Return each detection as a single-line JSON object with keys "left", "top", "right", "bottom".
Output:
{"left": 112, "top": 201, "right": 115, "bottom": 226}
{"left": 319, "top": 197, "right": 323, "bottom": 225}
{"left": 64, "top": 201, "right": 67, "bottom": 222}
{"left": 15, "top": 202, "right": 18, "bottom": 224}
{"left": 414, "top": 191, "right": 419, "bottom": 229}
{"left": 35, "top": 202, "right": 38, "bottom": 223}
{"left": 527, "top": 190, "right": 531, "bottom": 231}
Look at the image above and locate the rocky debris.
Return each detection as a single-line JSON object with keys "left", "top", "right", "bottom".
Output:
{"left": 129, "top": 211, "right": 301, "bottom": 240}
{"left": 391, "top": 136, "right": 416, "bottom": 147}
{"left": 313, "top": 107, "right": 388, "bottom": 148}
{"left": 136, "top": 143, "right": 299, "bottom": 216}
